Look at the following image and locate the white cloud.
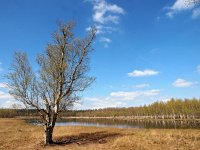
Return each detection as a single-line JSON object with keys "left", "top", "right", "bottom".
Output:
{"left": 110, "top": 89, "right": 160, "bottom": 101}
{"left": 87, "top": 0, "right": 124, "bottom": 47}
{"left": 143, "top": 89, "right": 161, "bottom": 96}
{"left": 0, "top": 87, "right": 15, "bottom": 108}
{"left": 0, "top": 91, "right": 14, "bottom": 108}
{"left": 128, "top": 69, "right": 159, "bottom": 77}
{"left": 171, "top": 0, "right": 196, "bottom": 11}
{"left": 86, "top": 25, "right": 117, "bottom": 35}
{"left": 93, "top": 97, "right": 126, "bottom": 108}
{"left": 0, "top": 100, "right": 22, "bottom": 108}
{"left": 0, "top": 91, "right": 13, "bottom": 100}
{"left": 0, "top": 91, "right": 23, "bottom": 108}
{"left": 99, "top": 36, "right": 111, "bottom": 48}
{"left": 172, "top": 78, "right": 195, "bottom": 87}
{"left": 1, "top": 100, "right": 14, "bottom": 108}
{"left": 197, "top": 65, "right": 200, "bottom": 74}
{"left": 77, "top": 89, "right": 161, "bottom": 109}
{"left": 110, "top": 91, "right": 141, "bottom": 101}
{"left": 91, "top": 0, "right": 125, "bottom": 24}
{"left": 134, "top": 84, "right": 150, "bottom": 89}
{"left": 0, "top": 83, "right": 9, "bottom": 89}
{"left": 161, "top": 98, "right": 171, "bottom": 102}
{"left": 99, "top": 37, "right": 111, "bottom": 43}
{"left": 90, "top": 100, "right": 126, "bottom": 109}
{"left": 192, "top": 8, "right": 200, "bottom": 18}
{"left": 166, "top": 0, "right": 200, "bottom": 18}
{"left": 74, "top": 97, "right": 127, "bottom": 109}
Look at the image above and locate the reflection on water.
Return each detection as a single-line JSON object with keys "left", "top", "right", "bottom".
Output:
{"left": 29, "top": 118, "right": 200, "bottom": 129}
{"left": 55, "top": 120, "right": 143, "bottom": 129}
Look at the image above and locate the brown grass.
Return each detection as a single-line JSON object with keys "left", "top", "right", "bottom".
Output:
{"left": 0, "top": 118, "right": 200, "bottom": 150}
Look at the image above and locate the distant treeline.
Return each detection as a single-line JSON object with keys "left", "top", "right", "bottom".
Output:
{"left": 1, "top": 98, "right": 200, "bottom": 119}
{"left": 0, "top": 109, "right": 38, "bottom": 118}
{"left": 69, "top": 98, "right": 200, "bottom": 119}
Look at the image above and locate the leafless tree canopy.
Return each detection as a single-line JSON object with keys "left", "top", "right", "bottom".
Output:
{"left": 7, "top": 21, "right": 96, "bottom": 144}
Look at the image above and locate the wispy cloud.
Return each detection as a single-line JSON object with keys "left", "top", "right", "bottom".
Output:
{"left": 0, "top": 100, "right": 21, "bottom": 108}
{"left": 76, "top": 89, "right": 161, "bottom": 109}
{"left": 99, "top": 36, "right": 112, "bottom": 48}
{"left": 0, "top": 90, "right": 20, "bottom": 108}
{"left": 110, "top": 91, "right": 141, "bottom": 101}
{"left": 91, "top": 0, "right": 124, "bottom": 24}
{"left": 110, "top": 89, "right": 160, "bottom": 100}
{"left": 86, "top": 0, "right": 125, "bottom": 47}
{"left": 99, "top": 37, "right": 111, "bottom": 43}
{"left": 172, "top": 78, "right": 196, "bottom": 87}
{"left": 86, "top": 25, "right": 117, "bottom": 35}
{"left": 83, "top": 97, "right": 127, "bottom": 109}
{"left": 197, "top": 65, "right": 200, "bottom": 74}
{"left": 166, "top": 0, "right": 200, "bottom": 18}
{"left": 0, "top": 83, "right": 9, "bottom": 89}
{"left": 192, "top": 7, "right": 200, "bottom": 18}
{"left": 133, "top": 83, "right": 150, "bottom": 89}
{"left": 0, "top": 91, "right": 13, "bottom": 100}
{"left": 128, "top": 69, "right": 159, "bottom": 77}
{"left": 143, "top": 89, "right": 161, "bottom": 96}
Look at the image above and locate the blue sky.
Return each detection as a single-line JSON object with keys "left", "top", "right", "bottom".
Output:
{"left": 0, "top": 0, "right": 200, "bottom": 109}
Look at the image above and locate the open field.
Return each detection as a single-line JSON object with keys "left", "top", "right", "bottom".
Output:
{"left": 0, "top": 119, "right": 200, "bottom": 150}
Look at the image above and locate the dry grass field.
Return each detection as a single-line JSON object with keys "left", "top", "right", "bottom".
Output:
{"left": 0, "top": 118, "right": 200, "bottom": 150}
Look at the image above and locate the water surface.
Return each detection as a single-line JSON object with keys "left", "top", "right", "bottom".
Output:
{"left": 28, "top": 118, "right": 200, "bottom": 129}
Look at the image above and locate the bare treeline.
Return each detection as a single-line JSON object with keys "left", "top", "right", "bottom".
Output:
{"left": 72, "top": 98, "right": 200, "bottom": 119}
{"left": 1, "top": 98, "right": 200, "bottom": 119}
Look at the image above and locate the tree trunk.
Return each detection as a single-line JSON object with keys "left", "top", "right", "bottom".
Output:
{"left": 44, "top": 125, "right": 54, "bottom": 145}
{"left": 44, "top": 112, "right": 58, "bottom": 145}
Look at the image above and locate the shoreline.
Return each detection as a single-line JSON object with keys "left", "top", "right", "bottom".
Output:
{"left": 15, "top": 116, "right": 200, "bottom": 121}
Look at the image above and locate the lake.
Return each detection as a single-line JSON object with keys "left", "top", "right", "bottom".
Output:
{"left": 28, "top": 118, "right": 200, "bottom": 129}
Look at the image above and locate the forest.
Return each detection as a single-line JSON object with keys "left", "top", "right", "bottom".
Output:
{"left": 1, "top": 98, "right": 200, "bottom": 119}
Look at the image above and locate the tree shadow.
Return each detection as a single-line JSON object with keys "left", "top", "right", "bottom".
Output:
{"left": 53, "top": 131, "right": 121, "bottom": 145}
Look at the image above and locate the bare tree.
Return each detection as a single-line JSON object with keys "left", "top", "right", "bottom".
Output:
{"left": 7, "top": 21, "right": 96, "bottom": 145}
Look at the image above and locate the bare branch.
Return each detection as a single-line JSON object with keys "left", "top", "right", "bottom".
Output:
{"left": 7, "top": 21, "right": 96, "bottom": 145}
